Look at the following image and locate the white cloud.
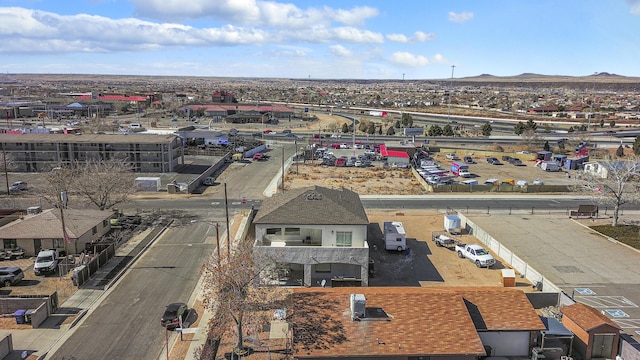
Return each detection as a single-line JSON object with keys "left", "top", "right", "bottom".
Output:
{"left": 330, "top": 44, "right": 351, "bottom": 57}
{"left": 390, "top": 52, "right": 449, "bottom": 67}
{"left": 448, "top": 11, "right": 474, "bottom": 24}
{"left": 627, "top": 0, "right": 640, "bottom": 15}
{"left": 387, "top": 31, "right": 436, "bottom": 43}
{"left": 130, "top": 0, "right": 378, "bottom": 28}
{"left": 391, "top": 52, "right": 431, "bottom": 67}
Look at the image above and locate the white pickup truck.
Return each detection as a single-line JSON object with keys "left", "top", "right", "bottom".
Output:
{"left": 455, "top": 244, "right": 496, "bottom": 268}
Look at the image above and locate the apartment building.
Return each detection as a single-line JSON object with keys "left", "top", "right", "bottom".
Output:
{"left": 0, "top": 133, "right": 183, "bottom": 172}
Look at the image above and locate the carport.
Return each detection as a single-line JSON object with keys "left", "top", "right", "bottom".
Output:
{"left": 539, "top": 316, "right": 574, "bottom": 356}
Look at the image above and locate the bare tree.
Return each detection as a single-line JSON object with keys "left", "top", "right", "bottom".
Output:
{"left": 41, "top": 166, "right": 77, "bottom": 207}
{"left": 518, "top": 129, "right": 543, "bottom": 152}
{"left": 199, "top": 236, "right": 289, "bottom": 356}
{"left": 74, "top": 158, "right": 136, "bottom": 210}
{"left": 576, "top": 155, "right": 640, "bottom": 226}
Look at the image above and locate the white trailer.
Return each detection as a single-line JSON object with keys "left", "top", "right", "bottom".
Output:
{"left": 383, "top": 221, "right": 407, "bottom": 251}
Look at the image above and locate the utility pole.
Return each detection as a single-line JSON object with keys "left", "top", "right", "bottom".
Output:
{"left": 224, "top": 183, "right": 230, "bottom": 259}
{"left": 281, "top": 147, "right": 285, "bottom": 192}
{"left": 60, "top": 191, "right": 70, "bottom": 255}
{"left": 2, "top": 146, "right": 9, "bottom": 196}
{"left": 588, "top": 72, "right": 597, "bottom": 130}
{"left": 447, "top": 65, "right": 456, "bottom": 123}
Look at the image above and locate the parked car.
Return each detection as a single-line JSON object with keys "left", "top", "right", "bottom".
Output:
{"left": 263, "top": 129, "right": 274, "bottom": 134}
{"left": 509, "top": 158, "right": 524, "bottom": 166}
{"left": 487, "top": 157, "right": 502, "bottom": 165}
{"left": 160, "top": 302, "right": 189, "bottom": 329}
{"left": 455, "top": 244, "right": 496, "bottom": 268}
{"left": 228, "top": 128, "right": 239, "bottom": 136}
{"left": 0, "top": 266, "right": 24, "bottom": 287}
{"left": 445, "top": 153, "right": 459, "bottom": 160}
{"left": 282, "top": 129, "right": 292, "bottom": 134}
{"left": 458, "top": 169, "right": 472, "bottom": 178}
{"left": 463, "top": 156, "right": 474, "bottom": 164}
{"left": 0, "top": 247, "right": 25, "bottom": 260}
{"left": 9, "top": 181, "right": 27, "bottom": 192}
{"left": 202, "top": 177, "right": 216, "bottom": 186}
{"left": 34, "top": 249, "right": 59, "bottom": 276}
{"left": 253, "top": 153, "right": 266, "bottom": 161}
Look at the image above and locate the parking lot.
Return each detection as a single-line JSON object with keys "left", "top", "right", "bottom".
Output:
{"left": 365, "top": 209, "right": 534, "bottom": 290}
{"left": 423, "top": 151, "right": 576, "bottom": 187}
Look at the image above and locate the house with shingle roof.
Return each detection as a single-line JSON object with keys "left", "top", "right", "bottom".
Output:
{"left": 0, "top": 208, "right": 114, "bottom": 256}
{"left": 253, "top": 186, "right": 370, "bottom": 287}
{"left": 289, "top": 286, "right": 545, "bottom": 359}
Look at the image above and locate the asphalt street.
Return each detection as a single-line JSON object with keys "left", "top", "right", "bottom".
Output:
{"left": 49, "top": 220, "right": 218, "bottom": 360}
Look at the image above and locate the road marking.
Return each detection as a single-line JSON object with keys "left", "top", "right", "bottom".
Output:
{"left": 605, "top": 309, "right": 629, "bottom": 317}
{"left": 613, "top": 319, "right": 640, "bottom": 328}
{"left": 575, "top": 296, "right": 638, "bottom": 308}
{"left": 575, "top": 287, "right": 595, "bottom": 295}
{"left": 211, "top": 202, "right": 220, "bottom": 205}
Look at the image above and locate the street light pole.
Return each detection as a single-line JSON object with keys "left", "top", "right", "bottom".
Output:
{"left": 447, "top": 65, "right": 456, "bottom": 123}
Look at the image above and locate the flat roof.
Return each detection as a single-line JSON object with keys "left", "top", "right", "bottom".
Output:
{"left": 0, "top": 133, "right": 178, "bottom": 144}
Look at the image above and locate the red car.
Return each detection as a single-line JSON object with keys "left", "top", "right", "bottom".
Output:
{"left": 263, "top": 129, "right": 274, "bottom": 134}
{"left": 253, "top": 153, "right": 266, "bottom": 160}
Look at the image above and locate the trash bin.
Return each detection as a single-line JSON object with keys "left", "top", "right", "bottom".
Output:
{"left": 24, "top": 309, "right": 35, "bottom": 324}
{"left": 14, "top": 310, "right": 26, "bottom": 324}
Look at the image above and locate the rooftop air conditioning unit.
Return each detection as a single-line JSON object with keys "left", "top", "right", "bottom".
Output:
{"left": 350, "top": 294, "right": 366, "bottom": 320}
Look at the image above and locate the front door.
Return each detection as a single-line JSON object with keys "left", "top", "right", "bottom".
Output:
{"left": 34, "top": 239, "right": 42, "bottom": 254}
{"left": 591, "top": 334, "right": 614, "bottom": 358}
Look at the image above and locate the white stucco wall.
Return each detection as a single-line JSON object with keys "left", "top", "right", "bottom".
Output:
{"left": 255, "top": 224, "right": 367, "bottom": 247}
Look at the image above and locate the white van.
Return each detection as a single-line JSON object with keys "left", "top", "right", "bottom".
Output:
{"left": 540, "top": 161, "right": 561, "bottom": 172}
{"left": 129, "top": 123, "right": 142, "bottom": 129}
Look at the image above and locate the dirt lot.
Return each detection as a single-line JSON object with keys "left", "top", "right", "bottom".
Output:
{"left": 366, "top": 209, "right": 534, "bottom": 290}
{"left": 0, "top": 258, "right": 76, "bottom": 330}
{"left": 285, "top": 163, "right": 425, "bottom": 195}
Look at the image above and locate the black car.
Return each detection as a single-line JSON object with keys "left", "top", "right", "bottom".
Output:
{"left": 508, "top": 158, "right": 524, "bottom": 166}
{"left": 487, "top": 157, "right": 502, "bottom": 165}
{"left": 161, "top": 303, "right": 188, "bottom": 329}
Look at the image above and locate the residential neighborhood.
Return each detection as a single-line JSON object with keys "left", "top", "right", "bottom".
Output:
{"left": 0, "top": 74, "right": 639, "bottom": 360}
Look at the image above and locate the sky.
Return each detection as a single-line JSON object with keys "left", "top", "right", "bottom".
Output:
{"left": 1, "top": 0, "right": 640, "bottom": 80}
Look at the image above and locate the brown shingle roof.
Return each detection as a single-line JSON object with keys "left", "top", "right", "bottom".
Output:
{"left": 0, "top": 208, "right": 113, "bottom": 239}
{"left": 253, "top": 186, "right": 368, "bottom": 225}
{"left": 290, "top": 287, "right": 542, "bottom": 358}
{"left": 561, "top": 302, "right": 621, "bottom": 331}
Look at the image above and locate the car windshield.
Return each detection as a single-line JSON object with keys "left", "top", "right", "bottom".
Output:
{"left": 475, "top": 249, "right": 489, "bottom": 256}
{"left": 163, "top": 309, "right": 177, "bottom": 318}
{"left": 36, "top": 256, "right": 54, "bottom": 263}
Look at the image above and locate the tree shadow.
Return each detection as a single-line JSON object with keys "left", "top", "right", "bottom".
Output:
{"left": 290, "top": 293, "right": 347, "bottom": 352}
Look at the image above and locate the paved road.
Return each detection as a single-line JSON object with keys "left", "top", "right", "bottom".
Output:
{"left": 50, "top": 220, "right": 218, "bottom": 360}
{"left": 123, "top": 194, "right": 640, "bottom": 216}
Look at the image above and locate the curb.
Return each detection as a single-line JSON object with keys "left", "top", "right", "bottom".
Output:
{"left": 104, "top": 219, "right": 174, "bottom": 291}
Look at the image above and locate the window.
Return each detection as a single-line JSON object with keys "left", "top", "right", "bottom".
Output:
{"left": 336, "top": 232, "right": 352, "bottom": 247}
{"left": 92, "top": 226, "right": 97, "bottom": 234}
{"left": 3, "top": 239, "right": 17, "bottom": 249}
{"left": 53, "top": 238, "right": 64, "bottom": 248}
{"left": 103, "top": 219, "right": 109, "bottom": 227}
{"left": 315, "top": 263, "right": 331, "bottom": 273}
{"left": 266, "top": 228, "right": 282, "bottom": 235}
{"left": 284, "top": 228, "right": 300, "bottom": 235}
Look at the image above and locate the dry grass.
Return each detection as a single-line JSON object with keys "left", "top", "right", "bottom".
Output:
{"left": 285, "top": 164, "right": 424, "bottom": 195}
